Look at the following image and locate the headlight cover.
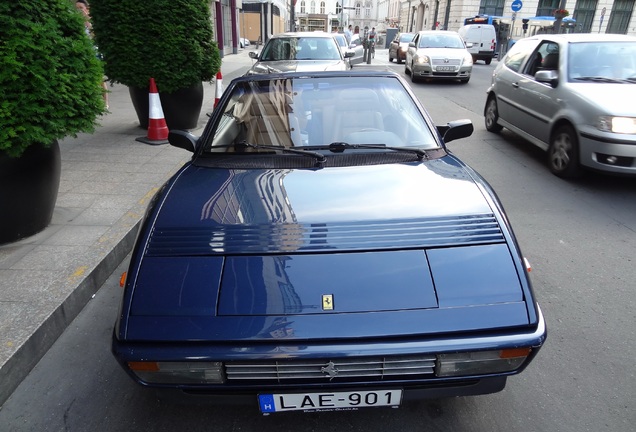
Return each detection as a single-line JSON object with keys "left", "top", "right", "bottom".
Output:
{"left": 597, "top": 116, "right": 636, "bottom": 134}
{"left": 463, "top": 53, "right": 474, "bottom": 66}
{"left": 416, "top": 55, "right": 430, "bottom": 64}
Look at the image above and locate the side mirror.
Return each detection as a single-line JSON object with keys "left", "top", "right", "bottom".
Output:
{"left": 437, "top": 119, "right": 474, "bottom": 144}
{"left": 409, "top": 41, "right": 416, "bottom": 48}
{"left": 344, "top": 50, "right": 355, "bottom": 58}
{"left": 248, "top": 51, "right": 258, "bottom": 60}
{"left": 535, "top": 70, "right": 559, "bottom": 87}
{"left": 465, "top": 42, "right": 474, "bottom": 48}
{"left": 168, "top": 130, "right": 198, "bottom": 153}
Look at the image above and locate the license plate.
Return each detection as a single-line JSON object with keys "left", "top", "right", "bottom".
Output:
{"left": 258, "top": 389, "right": 402, "bottom": 413}
{"left": 436, "top": 66, "right": 455, "bottom": 71}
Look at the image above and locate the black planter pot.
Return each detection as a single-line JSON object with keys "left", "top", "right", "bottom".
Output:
{"left": 0, "top": 141, "right": 61, "bottom": 245}
{"left": 129, "top": 81, "right": 205, "bottom": 130}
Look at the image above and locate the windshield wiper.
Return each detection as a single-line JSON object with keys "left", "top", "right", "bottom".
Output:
{"left": 213, "top": 141, "right": 327, "bottom": 167}
{"left": 323, "top": 142, "right": 429, "bottom": 160}
{"left": 573, "top": 76, "right": 635, "bottom": 84}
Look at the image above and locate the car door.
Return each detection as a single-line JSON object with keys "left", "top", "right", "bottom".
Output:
{"left": 510, "top": 41, "right": 562, "bottom": 147}
{"left": 492, "top": 38, "right": 540, "bottom": 128}
{"left": 348, "top": 36, "right": 365, "bottom": 65}
{"left": 406, "top": 33, "right": 419, "bottom": 69}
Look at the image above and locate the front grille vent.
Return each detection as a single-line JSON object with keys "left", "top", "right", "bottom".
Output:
{"left": 225, "top": 355, "right": 437, "bottom": 382}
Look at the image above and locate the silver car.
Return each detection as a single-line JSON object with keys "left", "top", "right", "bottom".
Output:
{"left": 246, "top": 32, "right": 353, "bottom": 75}
{"left": 405, "top": 31, "right": 473, "bottom": 83}
{"left": 347, "top": 34, "right": 366, "bottom": 66}
{"left": 485, "top": 33, "right": 636, "bottom": 178}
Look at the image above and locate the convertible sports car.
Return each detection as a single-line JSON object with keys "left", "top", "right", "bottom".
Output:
{"left": 113, "top": 71, "right": 546, "bottom": 413}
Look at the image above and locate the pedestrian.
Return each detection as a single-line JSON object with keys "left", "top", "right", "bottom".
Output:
{"left": 345, "top": 25, "right": 353, "bottom": 44}
{"left": 75, "top": 0, "right": 109, "bottom": 110}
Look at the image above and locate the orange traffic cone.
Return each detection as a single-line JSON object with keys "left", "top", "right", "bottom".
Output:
{"left": 214, "top": 71, "right": 223, "bottom": 108}
{"left": 136, "top": 77, "right": 169, "bottom": 145}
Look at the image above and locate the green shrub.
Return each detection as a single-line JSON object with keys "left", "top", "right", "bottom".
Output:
{"left": 90, "top": 0, "right": 221, "bottom": 93}
{"left": 0, "top": 1, "right": 107, "bottom": 158}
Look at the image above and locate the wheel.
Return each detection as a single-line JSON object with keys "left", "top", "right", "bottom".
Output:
{"left": 484, "top": 97, "right": 503, "bottom": 132}
{"left": 389, "top": 54, "right": 394, "bottom": 63}
{"left": 410, "top": 65, "right": 418, "bottom": 83}
{"left": 548, "top": 125, "right": 581, "bottom": 178}
{"left": 484, "top": 97, "right": 503, "bottom": 133}
{"left": 397, "top": 57, "right": 403, "bottom": 64}
{"left": 405, "top": 61, "right": 410, "bottom": 75}
{"left": 485, "top": 58, "right": 492, "bottom": 65}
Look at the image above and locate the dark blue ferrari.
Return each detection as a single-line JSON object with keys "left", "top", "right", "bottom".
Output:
{"left": 113, "top": 71, "right": 546, "bottom": 413}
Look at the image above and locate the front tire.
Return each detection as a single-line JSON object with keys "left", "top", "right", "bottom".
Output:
{"left": 484, "top": 97, "right": 503, "bottom": 133}
{"left": 485, "top": 58, "right": 492, "bottom": 65}
{"left": 548, "top": 125, "right": 581, "bottom": 178}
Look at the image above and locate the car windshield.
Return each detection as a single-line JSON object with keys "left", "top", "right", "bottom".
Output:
{"left": 204, "top": 76, "right": 439, "bottom": 153}
{"left": 260, "top": 37, "right": 342, "bottom": 61}
{"left": 419, "top": 35, "right": 464, "bottom": 49}
{"left": 568, "top": 41, "right": 636, "bottom": 82}
{"left": 399, "top": 33, "right": 415, "bottom": 43}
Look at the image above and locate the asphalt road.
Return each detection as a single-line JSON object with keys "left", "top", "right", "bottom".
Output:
{"left": 1, "top": 57, "right": 634, "bottom": 432}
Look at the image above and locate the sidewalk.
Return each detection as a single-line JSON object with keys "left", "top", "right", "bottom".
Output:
{"left": 0, "top": 50, "right": 255, "bottom": 406}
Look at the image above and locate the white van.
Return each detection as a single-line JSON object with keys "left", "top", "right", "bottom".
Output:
{"left": 458, "top": 24, "right": 497, "bottom": 64}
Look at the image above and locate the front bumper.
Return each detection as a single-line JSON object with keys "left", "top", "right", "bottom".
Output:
{"left": 579, "top": 130, "right": 636, "bottom": 175}
{"left": 151, "top": 376, "right": 508, "bottom": 407}
{"left": 112, "top": 305, "right": 546, "bottom": 400}
{"left": 412, "top": 64, "right": 472, "bottom": 80}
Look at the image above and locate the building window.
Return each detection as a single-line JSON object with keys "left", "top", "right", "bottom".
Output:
{"left": 355, "top": 2, "right": 361, "bottom": 17}
{"left": 573, "top": 0, "right": 598, "bottom": 33}
{"left": 537, "top": 0, "right": 560, "bottom": 17}
{"left": 336, "top": 2, "right": 342, "bottom": 14}
{"left": 606, "top": 0, "right": 635, "bottom": 34}
{"left": 478, "top": 0, "right": 505, "bottom": 16}
{"left": 320, "top": 2, "right": 325, "bottom": 14}
{"left": 301, "top": 1, "right": 305, "bottom": 14}
{"left": 365, "top": 2, "right": 371, "bottom": 18}
{"left": 311, "top": 1, "right": 316, "bottom": 14}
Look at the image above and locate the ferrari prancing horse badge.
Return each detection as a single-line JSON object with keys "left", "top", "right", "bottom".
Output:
{"left": 322, "top": 294, "right": 334, "bottom": 311}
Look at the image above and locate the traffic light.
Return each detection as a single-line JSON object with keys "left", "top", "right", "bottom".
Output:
{"left": 522, "top": 18, "right": 529, "bottom": 31}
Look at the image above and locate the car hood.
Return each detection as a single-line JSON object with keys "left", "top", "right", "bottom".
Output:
{"left": 248, "top": 60, "right": 348, "bottom": 74}
{"left": 125, "top": 159, "right": 531, "bottom": 341}
{"left": 568, "top": 82, "right": 636, "bottom": 115}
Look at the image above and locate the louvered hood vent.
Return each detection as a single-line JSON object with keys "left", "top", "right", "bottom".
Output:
{"left": 146, "top": 214, "right": 504, "bottom": 256}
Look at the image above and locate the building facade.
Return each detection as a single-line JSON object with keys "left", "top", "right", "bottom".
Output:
{"left": 213, "top": 0, "right": 635, "bottom": 56}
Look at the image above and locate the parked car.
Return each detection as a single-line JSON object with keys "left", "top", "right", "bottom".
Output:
{"left": 347, "top": 34, "right": 366, "bottom": 66}
{"left": 388, "top": 32, "right": 415, "bottom": 64}
{"left": 332, "top": 32, "right": 353, "bottom": 67}
{"left": 239, "top": 37, "right": 250, "bottom": 49}
{"left": 485, "top": 33, "right": 636, "bottom": 177}
{"left": 405, "top": 31, "right": 473, "bottom": 83}
{"left": 458, "top": 24, "right": 497, "bottom": 64}
{"left": 112, "top": 70, "right": 546, "bottom": 411}
{"left": 246, "top": 32, "right": 353, "bottom": 74}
